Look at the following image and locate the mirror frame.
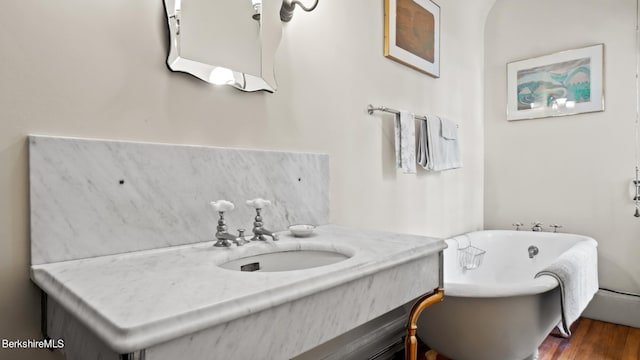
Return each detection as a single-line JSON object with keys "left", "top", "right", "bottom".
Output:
{"left": 163, "top": 0, "right": 282, "bottom": 92}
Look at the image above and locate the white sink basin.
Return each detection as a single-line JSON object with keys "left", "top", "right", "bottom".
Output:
{"left": 219, "top": 250, "right": 351, "bottom": 272}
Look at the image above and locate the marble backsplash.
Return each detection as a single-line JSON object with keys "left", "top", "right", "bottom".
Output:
{"left": 29, "top": 135, "right": 329, "bottom": 265}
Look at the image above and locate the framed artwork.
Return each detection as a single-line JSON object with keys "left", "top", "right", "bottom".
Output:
{"left": 384, "top": 0, "right": 440, "bottom": 78}
{"left": 507, "top": 44, "right": 604, "bottom": 121}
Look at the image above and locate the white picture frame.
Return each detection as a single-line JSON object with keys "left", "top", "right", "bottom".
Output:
{"left": 506, "top": 44, "right": 604, "bottom": 121}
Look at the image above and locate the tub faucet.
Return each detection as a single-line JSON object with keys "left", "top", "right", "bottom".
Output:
{"left": 528, "top": 245, "right": 539, "bottom": 259}
{"left": 246, "top": 198, "right": 280, "bottom": 241}
{"left": 512, "top": 222, "right": 524, "bottom": 231}
{"left": 531, "top": 222, "right": 544, "bottom": 232}
{"left": 210, "top": 200, "right": 250, "bottom": 247}
{"left": 549, "top": 224, "right": 563, "bottom": 233}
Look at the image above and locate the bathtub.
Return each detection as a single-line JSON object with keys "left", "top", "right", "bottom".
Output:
{"left": 416, "top": 230, "right": 597, "bottom": 360}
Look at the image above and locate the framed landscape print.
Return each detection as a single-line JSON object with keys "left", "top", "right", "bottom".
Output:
{"left": 384, "top": 0, "right": 440, "bottom": 78}
{"left": 507, "top": 44, "right": 604, "bottom": 121}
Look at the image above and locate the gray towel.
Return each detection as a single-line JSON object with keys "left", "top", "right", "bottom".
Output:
{"left": 535, "top": 239, "right": 598, "bottom": 337}
{"left": 394, "top": 111, "right": 416, "bottom": 174}
{"left": 417, "top": 116, "right": 431, "bottom": 170}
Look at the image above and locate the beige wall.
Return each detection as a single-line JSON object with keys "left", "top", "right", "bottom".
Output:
{"left": 485, "top": 0, "right": 640, "bottom": 294}
{"left": 0, "top": 0, "right": 492, "bottom": 358}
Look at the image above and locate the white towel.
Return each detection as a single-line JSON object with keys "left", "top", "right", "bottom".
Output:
{"left": 440, "top": 117, "right": 457, "bottom": 140}
{"left": 394, "top": 111, "right": 416, "bottom": 174}
{"left": 535, "top": 239, "right": 599, "bottom": 337}
{"left": 417, "top": 115, "right": 462, "bottom": 171}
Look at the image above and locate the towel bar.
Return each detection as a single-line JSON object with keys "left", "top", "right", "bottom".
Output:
{"left": 367, "top": 104, "right": 458, "bottom": 127}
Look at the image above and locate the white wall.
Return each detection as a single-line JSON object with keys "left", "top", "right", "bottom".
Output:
{"left": 485, "top": 0, "right": 640, "bottom": 295}
{"left": 0, "top": 0, "right": 492, "bottom": 358}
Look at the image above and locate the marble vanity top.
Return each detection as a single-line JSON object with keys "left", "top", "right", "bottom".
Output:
{"left": 31, "top": 224, "right": 444, "bottom": 353}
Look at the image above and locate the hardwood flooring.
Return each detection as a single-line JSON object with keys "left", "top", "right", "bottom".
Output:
{"left": 414, "top": 318, "right": 640, "bottom": 360}
{"left": 538, "top": 318, "right": 640, "bottom": 360}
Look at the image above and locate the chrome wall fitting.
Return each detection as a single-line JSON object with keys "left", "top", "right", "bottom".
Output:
{"left": 280, "top": 0, "right": 319, "bottom": 22}
{"left": 634, "top": 168, "right": 640, "bottom": 217}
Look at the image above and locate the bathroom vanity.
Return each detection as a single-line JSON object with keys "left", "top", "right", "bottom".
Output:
{"left": 28, "top": 136, "right": 444, "bottom": 359}
{"left": 33, "top": 225, "right": 443, "bottom": 359}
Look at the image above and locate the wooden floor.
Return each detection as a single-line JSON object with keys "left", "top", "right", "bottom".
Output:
{"left": 538, "top": 318, "right": 640, "bottom": 360}
{"left": 416, "top": 318, "right": 640, "bottom": 360}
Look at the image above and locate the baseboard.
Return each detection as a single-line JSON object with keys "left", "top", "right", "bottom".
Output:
{"left": 582, "top": 290, "right": 640, "bottom": 328}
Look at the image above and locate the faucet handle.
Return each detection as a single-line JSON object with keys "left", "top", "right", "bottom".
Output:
{"left": 512, "top": 222, "right": 524, "bottom": 230}
{"left": 246, "top": 198, "right": 272, "bottom": 209}
{"left": 531, "top": 221, "right": 543, "bottom": 226}
{"left": 550, "top": 224, "right": 563, "bottom": 233}
{"left": 210, "top": 200, "right": 235, "bottom": 213}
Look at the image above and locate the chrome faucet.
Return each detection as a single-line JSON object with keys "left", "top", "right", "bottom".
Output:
{"left": 210, "top": 200, "right": 250, "bottom": 247}
{"left": 512, "top": 222, "right": 524, "bottom": 231}
{"left": 215, "top": 227, "right": 248, "bottom": 247}
{"left": 246, "top": 198, "right": 280, "bottom": 241}
{"left": 531, "top": 222, "right": 543, "bottom": 232}
{"left": 528, "top": 245, "right": 539, "bottom": 259}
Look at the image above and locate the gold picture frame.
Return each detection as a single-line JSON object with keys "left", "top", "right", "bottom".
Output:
{"left": 384, "top": 0, "right": 440, "bottom": 78}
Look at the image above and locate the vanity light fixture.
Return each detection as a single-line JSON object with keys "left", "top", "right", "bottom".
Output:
{"left": 280, "top": 0, "right": 319, "bottom": 22}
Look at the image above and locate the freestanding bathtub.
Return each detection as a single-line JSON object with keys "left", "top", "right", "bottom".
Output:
{"left": 416, "top": 230, "right": 598, "bottom": 360}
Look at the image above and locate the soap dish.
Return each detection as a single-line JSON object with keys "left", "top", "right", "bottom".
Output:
{"left": 288, "top": 224, "right": 316, "bottom": 237}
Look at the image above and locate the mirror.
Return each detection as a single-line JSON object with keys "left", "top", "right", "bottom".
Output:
{"left": 163, "top": 0, "right": 282, "bottom": 92}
